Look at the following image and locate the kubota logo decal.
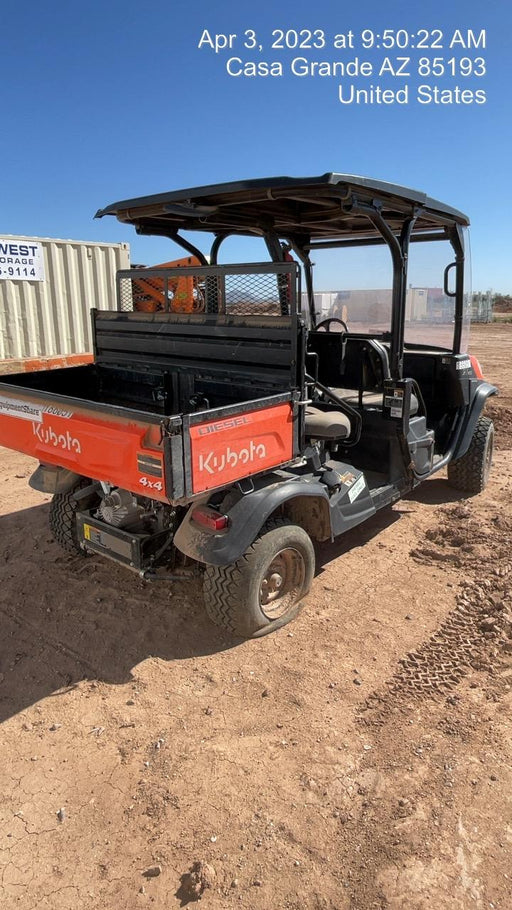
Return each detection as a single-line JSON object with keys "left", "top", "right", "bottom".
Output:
{"left": 32, "top": 422, "right": 81, "bottom": 454}
{"left": 199, "top": 441, "right": 267, "bottom": 475}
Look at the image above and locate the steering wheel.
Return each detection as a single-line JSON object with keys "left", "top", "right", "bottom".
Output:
{"left": 315, "top": 317, "right": 348, "bottom": 333}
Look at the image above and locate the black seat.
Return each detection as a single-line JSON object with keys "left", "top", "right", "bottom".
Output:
{"left": 329, "top": 387, "right": 419, "bottom": 415}
{"left": 306, "top": 333, "right": 419, "bottom": 422}
{"left": 305, "top": 406, "right": 351, "bottom": 439}
{"left": 308, "top": 333, "right": 390, "bottom": 390}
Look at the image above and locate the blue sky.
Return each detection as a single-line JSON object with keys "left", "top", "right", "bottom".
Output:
{"left": 1, "top": 0, "right": 511, "bottom": 292}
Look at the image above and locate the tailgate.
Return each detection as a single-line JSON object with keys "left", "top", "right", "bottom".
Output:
{"left": 182, "top": 394, "right": 296, "bottom": 497}
{"left": 0, "top": 387, "right": 170, "bottom": 503}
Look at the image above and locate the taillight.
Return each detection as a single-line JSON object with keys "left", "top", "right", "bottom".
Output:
{"left": 470, "top": 355, "right": 484, "bottom": 379}
{"left": 191, "top": 506, "right": 230, "bottom": 531}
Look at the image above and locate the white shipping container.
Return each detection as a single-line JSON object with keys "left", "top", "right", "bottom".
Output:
{"left": 0, "top": 236, "right": 130, "bottom": 360}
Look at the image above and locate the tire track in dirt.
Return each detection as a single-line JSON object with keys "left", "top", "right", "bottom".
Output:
{"left": 362, "top": 504, "right": 512, "bottom": 710}
{"left": 336, "top": 493, "right": 512, "bottom": 910}
{"left": 368, "top": 573, "right": 511, "bottom": 704}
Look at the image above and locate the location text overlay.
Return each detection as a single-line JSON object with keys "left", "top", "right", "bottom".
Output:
{"left": 197, "top": 27, "right": 488, "bottom": 106}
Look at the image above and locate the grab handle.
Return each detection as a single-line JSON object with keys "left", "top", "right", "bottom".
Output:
{"left": 444, "top": 262, "right": 456, "bottom": 298}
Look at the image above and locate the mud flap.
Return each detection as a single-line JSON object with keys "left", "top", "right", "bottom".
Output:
{"left": 29, "top": 463, "right": 83, "bottom": 494}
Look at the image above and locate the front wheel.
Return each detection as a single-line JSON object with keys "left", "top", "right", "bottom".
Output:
{"left": 447, "top": 415, "right": 494, "bottom": 494}
{"left": 203, "top": 519, "right": 315, "bottom": 638}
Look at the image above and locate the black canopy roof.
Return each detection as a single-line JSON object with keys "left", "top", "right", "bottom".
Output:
{"left": 96, "top": 173, "right": 469, "bottom": 242}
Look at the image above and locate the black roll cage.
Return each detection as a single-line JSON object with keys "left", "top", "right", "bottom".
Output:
{"left": 96, "top": 176, "right": 469, "bottom": 381}
{"left": 165, "top": 211, "right": 466, "bottom": 381}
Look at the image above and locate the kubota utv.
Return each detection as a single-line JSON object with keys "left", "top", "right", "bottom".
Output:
{"left": 0, "top": 174, "right": 497, "bottom": 636}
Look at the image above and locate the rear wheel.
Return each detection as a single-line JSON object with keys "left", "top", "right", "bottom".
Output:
{"left": 203, "top": 519, "right": 315, "bottom": 638}
{"left": 49, "top": 478, "right": 99, "bottom": 555}
{"left": 447, "top": 415, "right": 494, "bottom": 494}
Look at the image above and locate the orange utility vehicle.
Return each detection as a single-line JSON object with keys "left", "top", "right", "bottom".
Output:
{"left": 0, "top": 175, "right": 497, "bottom": 636}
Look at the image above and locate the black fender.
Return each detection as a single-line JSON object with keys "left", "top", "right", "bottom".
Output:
{"left": 173, "top": 477, "right": 332, "bottom": 567}
{"left": 29, "top": 463, "right": 84, "bottom": 494}
{"left": 451, "top": 380, "right": 498, "bottom": 460}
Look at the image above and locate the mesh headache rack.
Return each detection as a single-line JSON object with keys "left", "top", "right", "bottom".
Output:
{"left": 117, "top": 262, "right": 299, "bottom": 318}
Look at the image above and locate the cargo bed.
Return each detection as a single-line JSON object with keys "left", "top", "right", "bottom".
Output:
{"left": 0, "top": 299, "right": 300, "bottom": 505}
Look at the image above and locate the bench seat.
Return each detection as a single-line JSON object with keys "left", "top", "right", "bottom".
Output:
{"left": 330, "top": 387, "right": 419, "bottom": 415}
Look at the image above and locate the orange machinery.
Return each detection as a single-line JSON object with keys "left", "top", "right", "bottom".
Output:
{"left": 132, "top": 256, "right": 203, "bottom": 313}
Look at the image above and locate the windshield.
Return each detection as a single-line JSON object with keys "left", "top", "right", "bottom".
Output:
{"left": 306, "top": 244, "right": 393, "bottom": 333}
{"left": 404, "top": 238, "right": 458, "bottom": 349}
{"left": 198, "top": 230, "right": 467, "bottom": 350}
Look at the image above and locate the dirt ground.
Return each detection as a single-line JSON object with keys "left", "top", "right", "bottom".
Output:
{"left": 0, "top": 324, "right": 511, "bottom": 910}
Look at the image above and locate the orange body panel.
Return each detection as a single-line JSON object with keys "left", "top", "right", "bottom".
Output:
{"left": 189, "top": 402, "right": 294, "bottom": 495}
{"left": 0, "top": 397, "right": 167, "bottom": 501}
